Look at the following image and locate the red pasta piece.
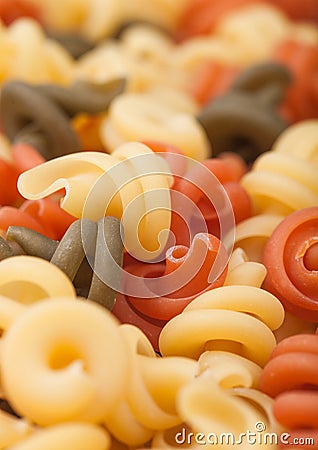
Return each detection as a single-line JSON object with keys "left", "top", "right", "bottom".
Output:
{"left": 176, "top": 0, "right": 258, "bottom": 41}
{"left": 189, "top": 60, "right": 239, "bottom": 105}
{"left": 260, "top": 334, "right": 318, "bottom": 448}
{"left": 263, "top": 207, "right": 318, "bottom": 321}
{"left": 0, "top": 205, "right": 47, "bottom": 235}
{"left": 12, "top": 143, "right": 45, "bottom": 174}
{"left": 0, "top": 0, "right": 42, "bottom": 26}
{"left": 112, "top": 293, "right": 167, "bottom": 352}
{"left": 0, "top": 158, "right": 19, "bottom": 206}
{"left": 121, "top": 233, "right": 228, "bottom": 321}
{"left": 264, "top": 0, "right": 318, "bottom": 24}
{"left": 20, "top": 198, "right": 76, "bottom": 240}
{"left": 273, "top": 41, "right": 318, "bottom": 122}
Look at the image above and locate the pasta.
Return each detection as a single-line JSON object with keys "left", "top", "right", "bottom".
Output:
{"left": 0, "top": 255, "right": 75, "bottom": 306}
{"left": 159, "top": 282, "right": 284, "bottom": 366}
{"left": 0, "top": 78, "right": 125, "bottom": 159}
{"left": 1, "top": 298, "right": 128, "bottom": 425}
{"left": 18, "top": 142, "right": 173, "bottom": 261}
{"left": 0, "top": 18, "right": 74, "bottom": 86}
{"left": 100, "top": 89, "right": 210, "bottom": 160}
{"left": 6, "top": 422, "right": 110, "bottom": 450}
{"left": 105, "top": 323, "right": 197, "bottom": 446}
{"left": 197, "top": 62, "right": 290, "bottom": 163}
{"left": 0, "top": 0, "right": 316, "bottom": 448}
{"left": 263, "top": 206, "right": 318, "bottom": 321}
{"left": 260, "top": 333, "right": 318, "bottom": 448}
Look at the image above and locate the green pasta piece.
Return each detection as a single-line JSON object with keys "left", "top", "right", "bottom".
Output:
{"left": 88, "top": 217, "right": 124, "bottom": 310}
{"left": 6, "top": 226, "right": 58, "bottom": 260}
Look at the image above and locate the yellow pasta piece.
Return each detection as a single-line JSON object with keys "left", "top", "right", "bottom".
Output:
{"left": 18, "top": 143, "right": 172, "bottom": 261}
{"left": 159, "top": 285, "right": 284, "bottom": 366}
{"left": 7, "top": 423, "right": 110, "bottom": 450}
{"left": 101, "top": 91, "right": 210, "bottom": 160}
{"left": 272, "top": 119, "right": 318, "bottom": 166}
{"left": 215, "top": 4, "right": 290, "bottom": 64}
{"left": 224, "top": 248, "right": 267, "bottom": 287}
{"left": 1, "top": 298, "right": 128, "bottom": 425}
{"left": 232, "top": 214, "right": 284, "bottom": 262}
{"left": 241, "top": 151, "right": 318, "bottom": 215}
{"left": 0, "top": 256, "right": 76, "bottom": 304}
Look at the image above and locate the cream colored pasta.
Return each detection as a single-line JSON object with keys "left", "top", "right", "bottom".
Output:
{"left": 0, "top": 298, "right": 128, "bottom": 425}
{"left": 100, "top": 91, "right": 210, "bottom": 160}
{"left": 0, "top": 256, "right": 76, "bottom": 304}
{"left": 272, "top": 119, "right": 318, "bottom": 166}
{"left": 171, "top": 36, "right": 244, "bottom": 72}
{"left": 105, "top": 324, "right": 196, "bottom": 446}
{"left": 0, "top": 296, "right": 26, "bottom": 331}
{"left": 159, "top": 285, "right": 284, "bottom": 367}
{"left": 18, "top": 142, "right": 172, "bottom": 261}
{"left": 2, "top": 19, "right": 74, "bottom": 86}
{"left": 215, "top": 4, "right": 291, "bottom": 65}
{"left": 241, "top": 151, "right": 318, "bottom": 216}
{"left": 0, "top": 410, "right": 33, "bottom": 449}
{"left": 224, "top": 248, "right": 267, "bottom": 287}
{"left": 231, "top": 214, "right": 284, "bottom": 262}
{"left": 6, "top": 422, "right": 110, "bottom": 450}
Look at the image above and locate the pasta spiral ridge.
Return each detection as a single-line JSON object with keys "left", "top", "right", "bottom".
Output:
{"left": 241, "top": 120, "right": 318, "bottom": 215}
{"left": 260, "top": 333, "right": 318, "bottom": 448}
{"left": 0, "top": 78, "right": 125, "bottom": 159}
{"left": 159, "top": 262, "right": 284, "bottom": 367}
{"left": 0, "top": 298, "right": 128, "bottom": 425}
{"left": 17, "top": 142, "right": 173, "bottom": 261}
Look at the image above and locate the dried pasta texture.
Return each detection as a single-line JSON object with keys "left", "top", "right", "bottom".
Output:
{"left": 241, "top": 120, "right": 318, "bottom": 216}
{"left": 263, "top": 207, "right": 318, "bottom": 321}
{"left": 159, "top": 283, "right": 284, "bottom": 367}
{"left": 100, "top": 89, "right": 210, "bottom": 160}
{"left": 0, "top": 18, "right": 74, "bottom": 86}
{"left": 18, "top": 142, "right": 173, "bottom": 261}
{"left": 260, "top": 334, "right": 318, "bottom": 448}
{"left": 0, "top": 298, "right": 128, "bottom": 425}
{"left": 105, "top": 324, "right": 196, "bottom": 447}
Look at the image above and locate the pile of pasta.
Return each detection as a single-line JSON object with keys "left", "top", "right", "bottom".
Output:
{"left": 0, "top": 0, "right": 317, "bottom": 449}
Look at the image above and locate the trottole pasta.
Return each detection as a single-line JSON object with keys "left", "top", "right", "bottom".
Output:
{"left": 17, "top": 142, "right": 172, "bottom": 261}
{"left": 1, "top": 298, "right": 128, "bottom": 425}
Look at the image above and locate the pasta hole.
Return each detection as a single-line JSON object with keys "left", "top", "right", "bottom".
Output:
{"left": 49, "top": 344, "right": 83, "bottom": 371}
{"left": 204, "top": 339, "right": 243, "bottom": 355}
{"left": 0, "top": 281, "right": 48, "bottom": 305}
{"left": 303, "top": 242, "right": 318, "bottom": 271}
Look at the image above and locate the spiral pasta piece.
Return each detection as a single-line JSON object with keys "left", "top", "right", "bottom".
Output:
{"left": 0, "top": 18, "right": 74, "bottom": 85}
{"left": 159, "top": 284, "right": 284, "bottom": 367}
{"left": 260, "top": 334, "right": 318, "bottom": 447}
{"left": 241, "top": 145, "right": 318, "bottom": 216}
{"left": 6, "top": 423, "right": 110, "bottom": 450}
{"left": 18, "top": 142, "right": 172, "bottom": 261}
{"left": 100, "top": 90, "right": 210, "bottom": 160}
{"left": 263, "top": 207, "right": 318, "bottom": 321}
{"left": 232, "top": 214, "right": 284, "bottom": 262}
{"left": 197, "top": 62, "right": 290, "bottom": 163}
{"left": 0, "top": 298, "right": 128, "bottom": 425}
{"left": 105, "top": 324, "right": 197, "bottom": 445}
{"left": 177, "top": 361, "right": 282, "bottom": 449}
{"left": 0, "top": 255, "right": 75, "bottom": 304}
{"left": 0, "top": 78, "right": 125, "bottom": 159}
{"left": 272, "top": 119, "right": 318, "bottom": 166}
